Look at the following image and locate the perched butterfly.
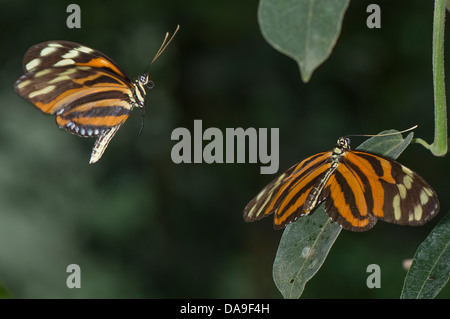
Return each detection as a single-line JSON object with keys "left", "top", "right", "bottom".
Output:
{"left": 244, "top": 134, "right": 440, "bottom": 232}
{"left": 14, "top": 25, "right": 179, "bottom": 164}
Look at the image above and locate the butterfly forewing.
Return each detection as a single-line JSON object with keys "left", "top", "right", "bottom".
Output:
{"left": 16, "top": 66, "right": 133, "bottom": 113}
{"left": 14, "top": 40, "right": 147, "bottom": 163}
{"left": 244, "top": 151, "right": 333, "bottom": 229}
{"left": 22, "top": 41, "right": 129, "bottom": 78}
{"left": 366, "top": 154, "right": 440, "bottom": 225}
{"left": 244, "top": 137, "right": 440, "bottom": 232}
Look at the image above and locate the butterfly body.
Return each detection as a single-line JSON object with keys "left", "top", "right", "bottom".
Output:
{"left": 14, "top": 40, "right": 151, "bottom": 163}
{"left": 244, "top": 137, "right": 440, "bottom": 232}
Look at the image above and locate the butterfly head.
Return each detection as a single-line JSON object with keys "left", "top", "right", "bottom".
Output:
{"left": 337, "top": 137, "right": 351, "bottom": 151}
{"left": 139, "top": 73, "right": 149, "bottom": 86}
{"left": 139, "top": 74, "right": 148, "bottom": 85}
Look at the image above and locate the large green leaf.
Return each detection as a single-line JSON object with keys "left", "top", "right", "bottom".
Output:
{"left": 273, "top": 130, "right": 414, "bottom": 299}
{"left": 272, "top": 208, "right": 342, "bottom": 299}
{"left": 258, "top": 0, "right": 350, "bottom": 82}
{"left": 400, "top": 211, "right": 450, "bottom": 299}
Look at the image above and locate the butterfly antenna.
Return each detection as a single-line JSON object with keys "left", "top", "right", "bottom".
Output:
{"left": 140, "top": 26, "right": 179, "bottom": 134}
{"left": 346, "top": 125, "right": 418, "bottom": 138}
{"left": 144, "top": 25, "right": 180, "bottom": 74}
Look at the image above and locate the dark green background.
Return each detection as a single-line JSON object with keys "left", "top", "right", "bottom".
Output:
{"left": 0, "top": 0, "right": 448, "bottom": 298}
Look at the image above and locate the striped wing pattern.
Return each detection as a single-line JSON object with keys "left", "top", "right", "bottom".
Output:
{"left": 14, "top": 41, "right": 149, "bottom": 163}
{"left": 244, "top": 138, "right": 440, "bottom": 232}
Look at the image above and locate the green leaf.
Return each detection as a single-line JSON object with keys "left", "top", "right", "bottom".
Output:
{"left": 0, "top": 284, "right": 13, "bottom": 299}
{"left": 272, "top": 208, "right": 342, "bottom": 299}
{"left": 258, "top": 0, "right": 350, "bottom": 82}
{"left": 273, "top": 130, "right": 414, "bottom": 299}
{"left": 355, "top": 129, "right": 414, "bottom": 159}
{"left": 400, "top": 211, "right": 450, "bottom": 299}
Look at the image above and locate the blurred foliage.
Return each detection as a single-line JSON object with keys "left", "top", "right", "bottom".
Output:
{"left": 0, "top": 0, "right": 448, "bottom": 298}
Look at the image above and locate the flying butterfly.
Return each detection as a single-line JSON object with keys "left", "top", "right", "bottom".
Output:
{"left": 14, "top": 25, "right": 179, "bottom": 164}
{"left": 243, "top": 131, "right": 440, "bottom": 232}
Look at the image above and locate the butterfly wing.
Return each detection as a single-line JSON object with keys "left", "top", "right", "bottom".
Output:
{"left": 21, "top": 40, "right": 129, "bottom": 78}
{"left": 15, "top": 40, "right": 136, "bottom": 137}
{"left": 346, "top": 151, "right": 440, "bottom": 226}
{"left": 15, "top": 65, "right": 135, "bottom": 137}
{"left": 14, "top": 41, "right": 145, "bottom": 163}
{"left": 244, "top": 148, "right": 440, "bottom": 232}
{"left": 321, "top": 152, "right": 379, "bottom": 231}
{"left": 244, "top": 151, "right": 333, "bottom": 229}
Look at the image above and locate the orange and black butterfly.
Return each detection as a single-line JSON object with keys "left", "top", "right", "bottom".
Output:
{"left": 14, "top": 25, "right": 179, "bottom": 164}
{"left": 244, "top": 136, "right": 440, "bottom": 232}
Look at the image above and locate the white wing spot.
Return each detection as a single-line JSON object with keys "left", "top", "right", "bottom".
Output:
{"left": 25, "top": 58, "right": 41, "bottom": 71}
{"left": 40, "top": 46, "right": 58, "bottom": 57}
{"left": 28, "top": 85, "right": 55, "bottom": 98}
{"left": 48, "top": 43, "right": 64, "bottom": 48}
{"left": 397, "top": 184, "right": 407, "bottom": 199}
{"left": 414, "top": 205, "right": 423, "bottom": 221}
{"left": 424, "top": 187, "right": 434, "bottom": 197}
{"left": 403, "top": 175, "right": 413, "bottom": 190}
{"left": 49, "top": 75, "right": 71, "bottom": 84}
{"left": 17, "top": 79, "right": 31, "bottom": 89}
{"left": 62, "top": 50, "right": 80, "bottom": 59}
{"left": 401, "top": 166, "right": 414, "bottom": 176}
{"left": 419, "top": 189, "right": 430, "bottom": 205}
{"left": 35, "top": 69, "right": 53, "bottom": 77}
{"left": 393, "top": 194, "right": 402, "bottom": 220}
{"left": 54, "top": 59, "right": 75, "bottom": 67}
{"left": 59, "top": 68, "right": 78, "bottom": 76}
{"left": 66, "top": 121, "right": 76, "bottom": 130}
{"left": 256, "top": 190, "right": 274, "bottom": 218}
{"left": 77, "top": 46, "right": 94, "bottom": 54}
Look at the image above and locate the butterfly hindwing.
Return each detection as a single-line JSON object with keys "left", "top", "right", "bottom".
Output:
{"left": 323, "top": 159, "right": 378, "bottom": 231}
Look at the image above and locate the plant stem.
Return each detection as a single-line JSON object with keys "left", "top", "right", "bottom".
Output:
{"left": 431, "top": 0, "right": 448, "bottom": 156}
